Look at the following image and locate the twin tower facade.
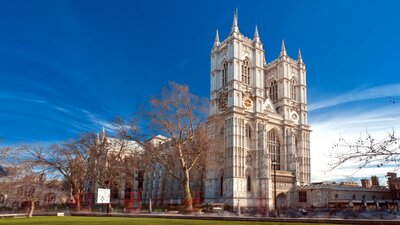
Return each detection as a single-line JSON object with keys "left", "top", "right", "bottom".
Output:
{"left": 205, "top": 13, "right": 311, "bottom": 210}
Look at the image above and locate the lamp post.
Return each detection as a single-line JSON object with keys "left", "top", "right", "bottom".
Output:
{"left": 271, "top": 158, "right": 278, "bottom": 214}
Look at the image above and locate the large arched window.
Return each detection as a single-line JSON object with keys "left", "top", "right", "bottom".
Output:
{"left": 241, "top": 59, "right": 250, "bottom": 85}
{"left": 267, "top": 129, "right": 280, "bottom": 170}
{"left": 222, "top": 62, "right": 228, "bottom": 87}
{"left": 269, "top": 80, "right": 278, "bottom": 101}
{"left": 290, "top": 79, "right": 296, "bottom": 101}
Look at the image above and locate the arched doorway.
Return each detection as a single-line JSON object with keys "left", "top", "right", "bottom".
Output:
{"left": 276, "top": 193, "right": 287, "bottom": 209}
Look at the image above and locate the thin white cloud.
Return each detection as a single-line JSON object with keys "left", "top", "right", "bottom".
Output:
{"left": 81, "top": 109, "right": 114, "bottom": 132}
{"left": 53, "top": 105, "right": 114, "bottom": 133}
{"left": 0, "top": 91, "right": 46, "bottom": 104}
{"left": 309, "top": 83, "right": 400, "bottom": 111}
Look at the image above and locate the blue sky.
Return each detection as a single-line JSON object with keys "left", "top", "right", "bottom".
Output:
{"left": 1, "top": 0, "right": 400, "bottom": 181}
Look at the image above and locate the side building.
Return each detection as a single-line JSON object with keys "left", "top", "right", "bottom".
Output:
{"left": 296, "top": 174, "right": 400, "bottom": 211}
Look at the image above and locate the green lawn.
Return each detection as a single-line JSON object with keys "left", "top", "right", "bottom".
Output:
{"left": 0, "top": 216, "right": 345, "bottom": 225}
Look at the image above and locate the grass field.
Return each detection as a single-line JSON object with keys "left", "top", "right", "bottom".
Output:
{"left": 0, "top": 216, "right": 345, "bottom": 225}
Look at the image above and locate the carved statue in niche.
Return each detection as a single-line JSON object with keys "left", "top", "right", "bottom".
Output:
{"left": 246, "top": 151, "right": 253, "bottom": 166}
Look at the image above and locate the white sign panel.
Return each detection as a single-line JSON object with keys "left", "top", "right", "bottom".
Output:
{"left": 97, "top": 188, "right": 110, "bottom": 204}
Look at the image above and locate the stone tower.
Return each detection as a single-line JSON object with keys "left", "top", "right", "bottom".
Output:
{"left": 205, "top": 12, "right": 311, "bottom": 210}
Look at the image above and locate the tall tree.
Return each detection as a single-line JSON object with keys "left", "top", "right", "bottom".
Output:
{"left": 117, "top": 82, "right": 220, "bottom": 212}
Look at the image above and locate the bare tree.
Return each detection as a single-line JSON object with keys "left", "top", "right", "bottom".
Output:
{"left": 26, "top": 138, "right": 90, "bottom": 211}
{"left": 117, "top": 82, "right": 220, "bottom": 212}
{"left": 329, "top": 131, "right": 400, "bottom": 171}
{"left": 85, "top": 131, "right": 140, "bottom": 212}
{"left": 0, "top": 146, "right": 57, "bottom": 218}
{"left": 5, "top": 131, "right": 139, "bottom": 213}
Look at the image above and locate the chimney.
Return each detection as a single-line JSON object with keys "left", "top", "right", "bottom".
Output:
{"left": 361, "top": 178, "right": 370, "bottom": 188}
{"left": 371, "top": 176, "right": 379, "bottom": 187}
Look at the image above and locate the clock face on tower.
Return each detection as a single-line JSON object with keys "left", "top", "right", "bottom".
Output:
{"left": 218, "top": 92, "right": 228, "bottom": 112}
{"left": 242, "top": 97, "right": 253, "bottom": 109}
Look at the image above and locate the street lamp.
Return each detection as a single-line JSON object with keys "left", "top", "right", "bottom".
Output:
{"left": 271, "top": 158, "right": 279, "bottom": 214}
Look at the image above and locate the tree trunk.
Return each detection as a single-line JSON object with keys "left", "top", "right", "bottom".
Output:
{"left": 182, "top": 170, "right": 193, "bottom": 212}
{"left": 27, "top": 200, "right": 35, "bottom": 218}
{"left": 75, "top": 191, "right": 81, "bottom": 211}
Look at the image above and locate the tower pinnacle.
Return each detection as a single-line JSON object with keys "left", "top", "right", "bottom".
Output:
{"left": 231, "top": 10, "right": 239, "bottom": 33}
{"left": 253, "top": 25, "right": 260, "bottom": 42}
{"left": 298, "top": 48, "right": 303, "bottom": 63}
{"left": 101, "top": 126, "right": 106, "bottom": 142}
{"left": 214, "top": 29, "right": 220, "bottom": 47}
{"left": 279, "top": 39, "right": 287, "bottom": 57}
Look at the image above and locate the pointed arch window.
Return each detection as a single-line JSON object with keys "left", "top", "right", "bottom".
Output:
{"left": 269, "top": 80, "right": 278, "bottom": 101}
{"left": 267, "top": 129, "right": 280, "bottom": 170}
{"left": 290, "top": 79, "right": 297, "bottom": 101}
{"left": 241, "top": 59, "right": 250, "bottom": 85}
{"left": 247, "top": 175, "right": 251, "bottom": 192}
{"left": 222, "top": 62, "right": 228, "bottom": 87}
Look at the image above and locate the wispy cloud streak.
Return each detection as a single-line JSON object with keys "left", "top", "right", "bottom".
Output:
{"left": 309, "top": 83, "right": 400, "bottom": 111}
{"left": 0, "top": 92, "right": 46, "bottom": 104}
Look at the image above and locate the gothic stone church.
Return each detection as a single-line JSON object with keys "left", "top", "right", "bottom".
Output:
{"left": 204, "top": 13, "right": 311, "bottom": 210}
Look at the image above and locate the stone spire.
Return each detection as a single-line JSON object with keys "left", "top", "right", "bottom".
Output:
{"left": 231, "top": 10, "right": 239, "bottom": 33}
{"left": 101, "top": 126, "right": 106, "bottom": 142}
{"left": 214, "top": 29, "right": 220, "bottom": 47}
{"left": 253, "top": 25, "right": 260, "bottom": 42}
{"left": 298, "top": 48, "right": 303, "bottom": 64}
{"left": 279, "top": 39, "right": 287, "bottom": 57}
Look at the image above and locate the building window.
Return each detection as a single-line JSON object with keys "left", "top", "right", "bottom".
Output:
{"left": 299, "top": 191, "right": 307, "bottom": 202}
{"left": 245, "top": 124, "right": 252, "bottom": 148}
{"left": 112, "top": 186, "right": 119, "bottom": 199}
{"left": 241, "top": 59, "right": 250, "bottom": 85}
{"left": 352, "top": 194, "right": 356, "bottom": 200}
{"left": 220, "top": 175, "right": 224, "bottom": 197}
{"left": 245, "top": 125, "right": 251, "bottom": 139}
{"left": 267, "top": 129, "right": 280, "bottom": 170}
{"left": 290, "top": 79, "right": 296, "bottom": 100}
{"left": 220, "top": 127, "right": 225, "bottom": 145}
{"left": 222, "top": 62, "right": 228, "bottom": 87}
{"left": 44, "top": 193, "right": 56, "bottom": 204}
{"left": 247, "top": 175, "right": 251, "bottom": 192}
{"left": 269, "top": 80, "right": 278, "bottom": 101}
{"left": 0, "top": 195, "right": 4, "bottom": 204}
